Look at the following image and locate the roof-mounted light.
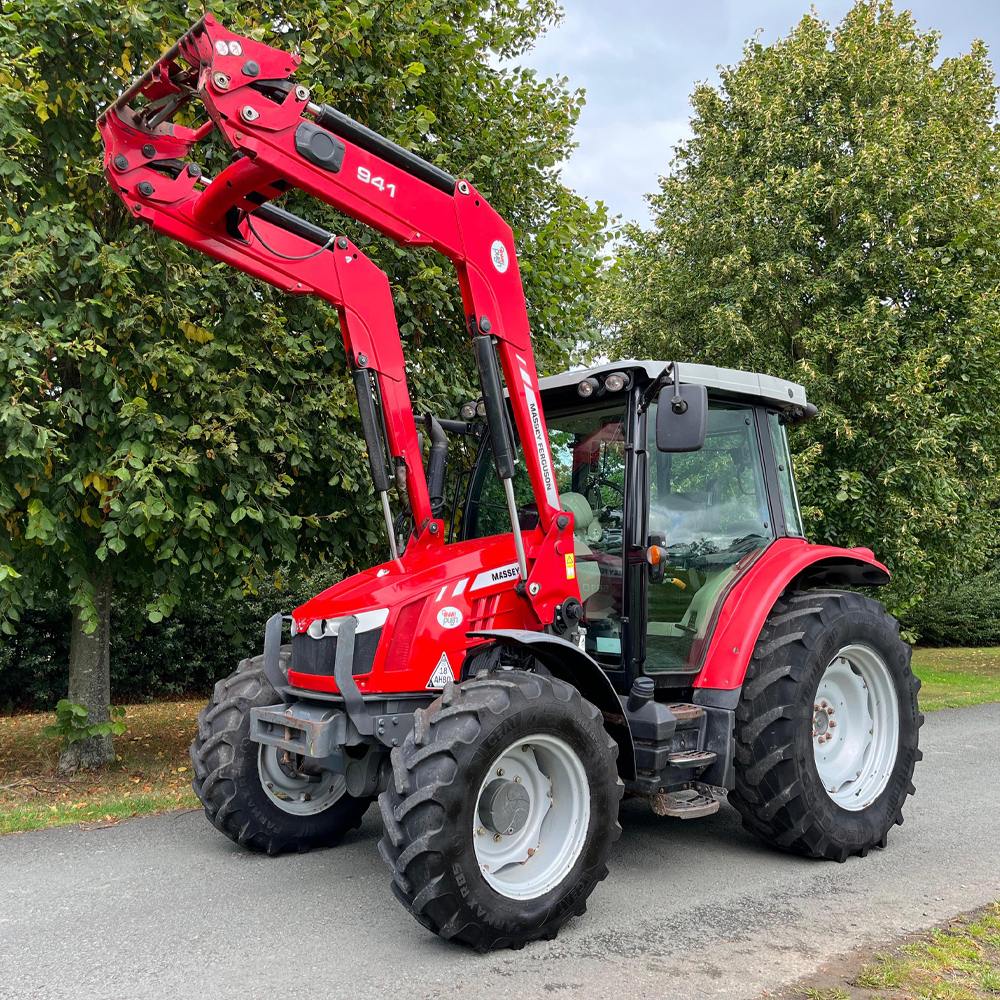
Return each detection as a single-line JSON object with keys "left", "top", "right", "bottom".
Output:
{"left": 603, "top": 371, "right": 632, "bottom": 392}
{"left": 577, "top": 377, "right": 599, "bottom": 398}
{"left": 459, "top": 401, "right": 477, "bottom": 421}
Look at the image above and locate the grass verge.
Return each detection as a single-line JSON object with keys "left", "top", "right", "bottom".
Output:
{"left": 911, "top": 647, "right": 1000, "bottom": 711}
{"left": 0, "top": 646, "right": 998, "bottom": 836}
{"left": 0, "top": 700, "right": 199, "bottom": 835}
{"left": 785, "top": 903, "right": 1000, "bottom": 999}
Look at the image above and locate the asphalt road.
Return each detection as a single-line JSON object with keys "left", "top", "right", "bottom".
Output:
{"left": 2, "top": 703, "right": 997, "bottom": 1000}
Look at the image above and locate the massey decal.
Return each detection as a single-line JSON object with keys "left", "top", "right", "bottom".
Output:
{"left": 523, "top": 387, "right": 559, "bottom": 509}
{"left": 470, "top": 562, "right": 520, "bottom": 592}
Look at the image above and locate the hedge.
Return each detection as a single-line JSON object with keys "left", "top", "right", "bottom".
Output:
{"left": 0, "top": 565, "right": 345, "bottom": 713}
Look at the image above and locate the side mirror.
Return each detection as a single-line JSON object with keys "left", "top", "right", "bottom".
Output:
{"left": 655, "top": 382, "right": 707, "bottom": 452}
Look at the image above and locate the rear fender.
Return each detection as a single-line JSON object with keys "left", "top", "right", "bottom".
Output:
{"left": 466, "top": 629, "right": 636, "bottom": 780}
{"left": 694, "top": 538, "right": 891, "bottom": 694}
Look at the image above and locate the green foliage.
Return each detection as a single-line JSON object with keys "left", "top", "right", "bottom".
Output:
{"left": 904, "top": 571, "right": 1000, "bottom": 647}
{"left": 41, "top": 700, "right": 126, "bottom": 745}
{"left": 0, "top": 1, "right": 607, "bottom": 635}
{"left": 600, "top": 1, "right": 1000, "bottom": 614}
{"left": 0, "top": 564, "right": 344, "bottom": 712}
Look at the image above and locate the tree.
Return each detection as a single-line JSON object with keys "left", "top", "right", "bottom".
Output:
{"left": 600, "top": 0, "right": 1000, "bottom": 618}
{"left": 0, "top": 0, "right": 607, "bottom": 770}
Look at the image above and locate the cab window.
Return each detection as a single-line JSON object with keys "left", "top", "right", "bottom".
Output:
{"left": 645, "top": 402, "right": 773, "bottom": 672}
{"left": 466, "top": 403, "right": 627, "bottom": 667}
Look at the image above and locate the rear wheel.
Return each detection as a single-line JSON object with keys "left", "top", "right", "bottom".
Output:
{"left": 729, "top": 590, "right": 922, "bottom": 862}
{"left": 190, "top": 651, "right": 373, "bottom": 855}
{"left": 378, "top": 670, "right": 623, "bottom": 951}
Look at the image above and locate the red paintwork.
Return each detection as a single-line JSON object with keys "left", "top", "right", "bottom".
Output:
{"left": 693, "top": 538, "right": 890, "bottom": 690}
{"left": 97, "top": 16, "right": 567, "bottom": 592}
{"left": 287, "top": 531, "right": 549, "bottom": 694}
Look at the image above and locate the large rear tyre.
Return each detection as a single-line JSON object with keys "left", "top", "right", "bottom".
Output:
{"left": 378, "top": 670, "right": 623, "bottom": 951}
{"left": 729, "top": 590, "right": 922, "bottom": 862}
{"left": 190, "top": 651, "right": 372, "bottom": 855}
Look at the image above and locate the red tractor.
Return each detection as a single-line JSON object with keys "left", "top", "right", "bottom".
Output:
{"left": 100, "top": 17, "right": 922, "bottom": 952}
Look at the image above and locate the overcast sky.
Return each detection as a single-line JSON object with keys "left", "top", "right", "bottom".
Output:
{"left": 519, "top": 1, "right": 1000, "bottom": 225}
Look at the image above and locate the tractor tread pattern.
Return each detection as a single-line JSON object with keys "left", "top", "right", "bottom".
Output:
{"left": 728, "top": 589, "right": 923, "bottom": 861}
{"left": 378, "top": 671, "right": 623, "bottom": 952}
{"left": 190, "top": 653, "right": 371, "bottom": 856}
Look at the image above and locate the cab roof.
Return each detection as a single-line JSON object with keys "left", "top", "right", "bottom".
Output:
{"left": 538, "top": 360, "right": 809, "bottom": 412}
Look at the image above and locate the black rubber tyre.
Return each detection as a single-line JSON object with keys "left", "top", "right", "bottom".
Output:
{"left": 378, "top": 670, "right": 623, "bottom": 951}
{"left": 729, "top": 590, "right": 922, "bottom": 862}
{"left": 190, "top": 650, "right": 372, "bottom": 855}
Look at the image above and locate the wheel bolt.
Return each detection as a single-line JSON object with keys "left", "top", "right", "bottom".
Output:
{"left": 814, "top": 704, "right": 820, "bottom": 711}
{"left": 828, "top": 708, "right": 835, "bottom": 715}
{"left": 522, "top": 746, "right": 531, "bottom": 752}
{"left": 477, "top": 827, "right": 484, "bottom": 836}
{"left": 493, "top": 834, "right": 502, "bottom": 843}
{"left": 497, "top": 768, "right": 505, "bottom": 776}
{"left": 513, "top": 775, "right": 522, "bottom": 783}
{"left": 829, "top": 721, "right": 837, "bottom": 728}
{"left": 821, "top": 701, "right": 828, "bottom": 708}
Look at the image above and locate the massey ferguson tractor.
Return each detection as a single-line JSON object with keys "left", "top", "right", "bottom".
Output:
{"left": 100, "top": 16, "right": 922, "bottom": 951}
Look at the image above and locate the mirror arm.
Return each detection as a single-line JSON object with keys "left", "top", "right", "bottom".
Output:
{"left": 669, "top": 364, "right": 688, "bottom": 415}
{"left": 638, "top": 362, "right": 674, "bottom": 414}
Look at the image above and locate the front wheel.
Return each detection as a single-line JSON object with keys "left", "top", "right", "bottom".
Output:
{"left": 730, "top": 590, "right": 922, "bottom": 862}
{"left": 378, "top": 670, "right": 623, "bottom": 951}
{"left": 190, "top": 652, "right": 373, "bottom": 855}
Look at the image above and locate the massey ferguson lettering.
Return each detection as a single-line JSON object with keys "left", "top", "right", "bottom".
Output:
{"left": 524, "top": 388, "right": 559, "bottom": 508}
{"left": 470, "top": 562, "right": 521, "bottom": 591}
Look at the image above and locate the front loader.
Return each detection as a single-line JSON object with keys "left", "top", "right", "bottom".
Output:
{"left": 100, "top": 16, "right": 923, "bottom": 952}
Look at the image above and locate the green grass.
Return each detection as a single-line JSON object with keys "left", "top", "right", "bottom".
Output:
{"left": 911, "top": 646, "right": 1000, "bottom": 711}
{"left": 0, "top": 701, "right": 200, "bottom": 835}
{"left": 788, "top": 904, "right": 1000, "bottom": 999}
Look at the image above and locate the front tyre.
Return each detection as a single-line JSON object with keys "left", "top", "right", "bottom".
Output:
{"left": 378, "top": 671, "right": 623, "bottom": 951}
{"left": 190, "top": 651, "right": 372, "bottom": 855}
{"left": 730, "top": 590, "right": 922, "bottom": 862}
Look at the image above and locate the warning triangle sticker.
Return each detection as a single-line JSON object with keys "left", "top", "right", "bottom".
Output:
{"left": 427, "top": 653, "right": 454, "bottom": 690}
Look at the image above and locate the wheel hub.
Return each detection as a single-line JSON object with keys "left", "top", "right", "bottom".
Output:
{"left": 479, "top": 778, "right": 531, "bottom": 836}
{"left": 257, "top": 745, "right": 347, "bottom": 817}
{"left": 473, "top": 734, "right": 590, "bottom": 900}
{"left": 812, "top": 645, "right": 900, "bottom": 811}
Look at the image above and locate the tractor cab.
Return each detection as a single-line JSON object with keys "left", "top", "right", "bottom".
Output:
{"left": 461, "top": 360, "right": 815, "bottom": 691}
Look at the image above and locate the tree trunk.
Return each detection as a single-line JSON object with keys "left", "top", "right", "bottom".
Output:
{"left": 58, "top": 577, "right": 115, "bottom": 774}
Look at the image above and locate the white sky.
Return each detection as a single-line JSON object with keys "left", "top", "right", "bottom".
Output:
{"left": 519, "top": 1, "right": 1000, "bottom": 224}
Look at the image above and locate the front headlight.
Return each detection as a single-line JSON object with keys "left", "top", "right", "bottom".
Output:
{"left": 304, "top": 608, "right": 390, "bottom": 639}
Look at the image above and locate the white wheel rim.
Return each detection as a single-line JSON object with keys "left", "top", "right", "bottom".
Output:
{"left": 813, "top": 644, "right": 899, "bottom": 811}
{"left": 473, "top": 734, "right": 591, "bottom": 900}
{"left": 257, "top": 745, "right": 347, "bottom": 816}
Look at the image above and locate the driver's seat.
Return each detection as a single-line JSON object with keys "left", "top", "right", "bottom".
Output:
{"left": 560, "top": 493, "right": 614, "bottom": 618}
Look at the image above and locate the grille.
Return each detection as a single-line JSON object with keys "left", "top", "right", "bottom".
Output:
{"left": 290, "top": 628, "right": 383, "bottom": 677}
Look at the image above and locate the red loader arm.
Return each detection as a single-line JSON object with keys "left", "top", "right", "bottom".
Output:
{"left": 98, "top": 15, "right": 575, "bottom": 623}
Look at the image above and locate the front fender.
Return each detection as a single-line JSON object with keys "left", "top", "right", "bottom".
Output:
{"left": 466, "top": 629, "right": 636, "bottom": 780}
{"left": 694, "top": 537, "right": 890, "bottom": 693}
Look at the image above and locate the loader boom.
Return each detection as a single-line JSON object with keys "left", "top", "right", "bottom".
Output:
{"left": 98, "top": 15, "right": 568, "bottom": 611}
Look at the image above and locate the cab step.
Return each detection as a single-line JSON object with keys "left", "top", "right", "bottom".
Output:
{"left": 649, "top": 788, "right": 720, "bottom": 819}
{"left": 666, "top": 749, "right": 716, "bottom": 767}
{"left": 665, "top": 702, "right": 703, "bottom": 725}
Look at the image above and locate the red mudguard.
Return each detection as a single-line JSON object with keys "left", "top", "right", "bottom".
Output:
{"left": 694, "top": 537, "right": 891, "bottom": 692}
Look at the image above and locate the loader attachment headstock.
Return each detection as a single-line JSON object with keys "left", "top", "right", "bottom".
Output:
{"left": 98, "top": 15, "right": 576, "bottom": 627}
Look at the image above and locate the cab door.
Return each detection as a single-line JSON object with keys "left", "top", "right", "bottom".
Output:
{"left": 643, "top": 400, "right": 775, "bottom": 676}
